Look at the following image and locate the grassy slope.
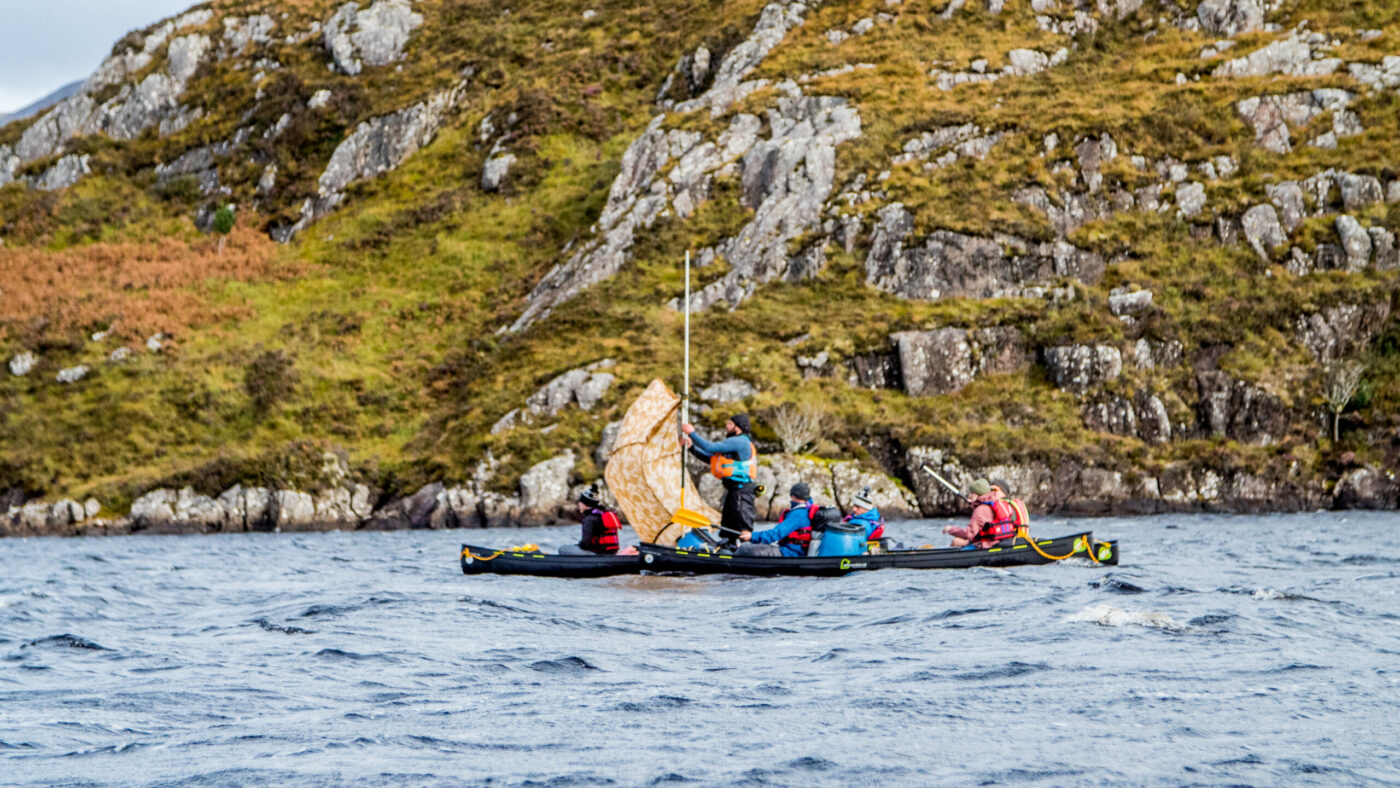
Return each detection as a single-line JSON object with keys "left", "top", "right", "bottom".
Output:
{"left": 1, "top": 0, "right": 1398, "bottom": 510}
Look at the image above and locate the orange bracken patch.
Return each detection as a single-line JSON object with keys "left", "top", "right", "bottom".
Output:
{"left": 0, "top": 225, "right": 299, "bottom": 345}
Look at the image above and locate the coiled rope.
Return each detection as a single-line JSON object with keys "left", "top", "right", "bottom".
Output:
{"left": 1014, "top": 529, "right": 1103, "bottom": 564}
{"left": 460, "top": 544, "right": 540, "bottom": 562}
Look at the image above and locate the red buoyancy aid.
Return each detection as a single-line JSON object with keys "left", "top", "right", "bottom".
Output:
{"left": 582, "top": 509, "right": 621, "bottom": 553}
{"left": 775, "top": 502, "right": 818, "bottom": 551}
{"left": 992, "top": 499, "right": 1030, "bottom": 529}
{"left": 973, "top": 501, "right": 1019, "bottom": 546}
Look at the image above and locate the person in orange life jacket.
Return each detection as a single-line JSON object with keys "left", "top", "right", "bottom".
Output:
{"left": 943, "top": 477, "right": 999, "bottom": 548}
{"left": 943, "top": 478, "right": 1025, "bottom": 548}
{"left": 559, "top": 483, "right": 621, "bottom": 555}
{"left": 680, "top": 413, "right": 757, "bottom": 539}
{"left": 735, "top": 482, "right": 816, "bottom": 557}
{"left": 987, "top": 478, "right": 1030, "bottom": 538}
{"left": 844, "top": 486, "right": 885, "bottom": 540}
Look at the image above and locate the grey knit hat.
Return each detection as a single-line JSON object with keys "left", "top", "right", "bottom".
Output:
{"left": 852, "top": 486, "right": 874, "bottom": 509}
{"left": 790, "top": 482, "right": 811, "bottom": 500}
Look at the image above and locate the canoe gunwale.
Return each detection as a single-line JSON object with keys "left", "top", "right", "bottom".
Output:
{"left": 638, "top": 532, "right": 1117, "bottom": 575}
{"left": 459, "top": 543, "right": 641, "bottom": 578}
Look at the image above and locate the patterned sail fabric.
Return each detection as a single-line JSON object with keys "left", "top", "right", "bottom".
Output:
{"left": 604, "top": 379, "right": 718, "bottom": 545}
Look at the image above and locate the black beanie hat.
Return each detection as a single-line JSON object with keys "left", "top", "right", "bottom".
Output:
{"left": 790, "top": 482, "right": 811, "bottom": 500}
{"left": 730, "top": 413, "right": 751, "bottom": 433}
{"left": 578, "top": 482, "right": 601, "bottom": 507}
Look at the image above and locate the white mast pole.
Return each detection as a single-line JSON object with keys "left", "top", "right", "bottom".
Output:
{"left": 681, "top": 250, "right": 690, "bottom": 502}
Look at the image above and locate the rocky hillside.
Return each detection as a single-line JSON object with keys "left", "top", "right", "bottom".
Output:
{"left": 3, "top": 0, "right": 1399, "bottom": 535}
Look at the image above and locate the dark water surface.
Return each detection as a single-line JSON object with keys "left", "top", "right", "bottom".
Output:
{"left": 3, "top": 513, "right": 1399, "bottom": 786}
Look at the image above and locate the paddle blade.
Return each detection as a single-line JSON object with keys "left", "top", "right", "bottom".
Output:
{"left": 671, "top": 507, "right": 712, "bottom": 530}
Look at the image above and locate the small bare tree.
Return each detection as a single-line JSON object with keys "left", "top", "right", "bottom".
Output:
{"left": 769, "top": 402, "right": 826, "bottom": 454}
{"left": 1324, "top": 359, "right": 1365, "bottom": 441}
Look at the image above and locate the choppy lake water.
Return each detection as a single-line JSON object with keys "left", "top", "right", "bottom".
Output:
{"left": 3, "top": 513, "right": 1399, "bottom": 786}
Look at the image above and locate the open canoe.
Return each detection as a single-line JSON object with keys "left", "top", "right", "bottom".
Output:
{"left": 638, "top": 532, "right": 1117, "bottom": 576}
{"left": 460, "top": 544, "right": 641, "bottom": 578}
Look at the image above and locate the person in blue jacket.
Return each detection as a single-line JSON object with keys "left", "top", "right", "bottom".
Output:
{"left": 681, "top": 413, "right": 758, "bottom": 541}
{"left": 735, "top": 482, "right": 816, "bottom": 557}
{"left": 844, "top": 486, "right": 886, "bottom": 541}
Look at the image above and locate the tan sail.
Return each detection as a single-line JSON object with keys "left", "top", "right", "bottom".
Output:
{"left": 604, "top": 378, "right": 718, "bottom": 545}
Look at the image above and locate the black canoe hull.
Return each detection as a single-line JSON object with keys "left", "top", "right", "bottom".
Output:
{"left": 460, "top": 544, "right": 640, "bottom": 578}
{"left": 638, "top": 532, "right": 1117, "bottom": 576}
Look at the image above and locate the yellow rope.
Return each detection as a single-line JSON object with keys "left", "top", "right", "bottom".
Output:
{"left": 461, "top": 543, "right": 540, "bottom": 562}
{"left": 1014, "top": 528, "right": 1084, "bottom": 561}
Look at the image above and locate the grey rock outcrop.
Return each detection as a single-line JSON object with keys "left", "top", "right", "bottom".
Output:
{"left": 830, "top": 461, "right": 919, "bottom": 519}
{"left": 525, "top": 360, "right": 616, "bottom": 418}
{"left": 595, "top": 420, "right": 623, "bottom": 467}
{"left": 509, "top": 2, "right": 827, "bottom": 333}
{"left": 865, "top": 203, "right": 1104, "bottom": 300}
{"left": 276, "top": 83, "right": 463, "bottom": 240}
{"left": 1132, "top": 339, "right": 1184, "bottom": 370}
{"left": 12, "top": 30, "right": 211, "bottom": 177}
{"left": 1337, "top": 173, "right": 1384, "bottom": 211}
{"left": 1333, "top": 466, "right": 1398, "bottom": 509}
{"left": 33, "top": 154, "right": 91, "bottom": 191}
{"left": 1335, "top": 215, "right": 1372, "bottom": 271}
{"left": 518, "top": 452, "right": 576, "bottom": 524}
{"left": 55, "top": 365, "right": 90, "bottom": 384}
{"left": 1213, "top": 33, "right": 1340, "bottom": 78}
{"left": 892, "top": 328, "right": 973, "bottom": 396}
{"left": 1265, "top": 181, "right": 1305, "bottom": 232}
{"left": 1042, "top": 344, "right": 1122, "bottom": 395}
{"left": 1241, "top": 204, "right": 1286, "bottom": 260}
{"left": 1195, "top": 371, "right": 1287, "bottom": 446}
{"left": 481, "top": 153, "right": 516, "bottom": 192}
{"left": 1294, "top": 302, "right": 1391, "bottom": 363}
{"left": 1348, "top": 56, "right": 1400, "bottom": 89}
{"left": 9, "top": 352, "right": 37, "bottom": 376}
{"left": 675, "top": 1, "right": 814, "bottom": 115}
{"left": 1108, "top": 288, "right": 1153, "bottom": 317}
{"left": 1083, "top": 392, "right": 1171, "bottom": 444}
{"left": 509, "top": 112, "right": 760, "bottom": 331}
{"left": 1236, "top": 90, "right": 1354, "bottom": 154}
{"left": 324, "top": 0, "right": 422, "bottom": 75}
{"left": 752, "top": 455, "right": 837, "bottom": 520}
{"left": 698, "top": 379, "right": 756, "bottom": 403}
{"left": 365, "top": 482, "right": 443, "bottom": 530}
{"left": 223, "top": 15, "right": 276, "bottom": 54}
{"left": 889, "top": 326, "right": 1031, "bottom": 397}
{"left": 1196, "top": 0, "right": 1266, "bottom": 36}
{"left": 1175, "top": 182, "right": 1206, "bottom": 219}
{"left": 685, "top": 94, "right": 862, "bottom": 312}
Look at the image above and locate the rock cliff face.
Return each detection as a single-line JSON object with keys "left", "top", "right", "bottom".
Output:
{"left": 865, "top": 203, "right": 1104, "bottom": 301}
{"left": 3, "top": 0, "right": 1399, "bottom": 534}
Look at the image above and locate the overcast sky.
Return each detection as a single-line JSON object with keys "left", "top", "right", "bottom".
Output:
{"left": 0, "top": 0, "right": 197, "bottom": 114}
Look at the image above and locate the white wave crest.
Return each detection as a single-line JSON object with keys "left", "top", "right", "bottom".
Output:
{"left": 1251, "top": 588, "right": 1286, "bottom": 600}
{"left": 1068, "top": 603, "right": 1186, "bottom": 631}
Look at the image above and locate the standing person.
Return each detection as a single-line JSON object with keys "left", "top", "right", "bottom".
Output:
{"left": 681, "top": 413, "right": 757, "bottom": 541}
{"left": 559, "top": 483, "right": 621, "bottom": 555}
{"left": 844, "top": 486, "right": 886, "bottom": 541}
{"left": 942, "top": 478, "right": 1015, "bottom": 548}
{"left": 735, "top": 482, "right": 815, "bottom": 557}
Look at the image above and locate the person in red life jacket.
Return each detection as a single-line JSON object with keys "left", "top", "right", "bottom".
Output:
{"left": 942, "top": 477, "right": 1012, "bottom": 548}
{"left": 681, "top": 413, "right": 758, "bottom": 542}
{"left": 844, "top": 486, "right": 886, "bottom": 540}
{"left": 988, "top": 478, "right": 1031, "bottom": 536}
{"left": 558, "top": 483, "right": 621, "bottom": 555}
{"left": 735, "top": 482, "right": 816, "bottom": 557}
